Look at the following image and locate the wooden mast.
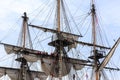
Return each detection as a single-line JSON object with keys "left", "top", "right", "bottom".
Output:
{"left": 91, "top": 0, "right": 100, "bottom": 80}
{"left": 17, "top": 12, "right": 29, "bottom": 80}
{"left": 57, "top": 0, "right": 61, "bottom": 32}
{"left": 22, "top": 12, "right": 28, "bottom": 48}
{"left": 57, "top": 0, "right": 62, "bottom": 80}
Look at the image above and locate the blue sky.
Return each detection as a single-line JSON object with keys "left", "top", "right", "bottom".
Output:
{"left": 0, "top": 0, "right": 120, "bottom": 79}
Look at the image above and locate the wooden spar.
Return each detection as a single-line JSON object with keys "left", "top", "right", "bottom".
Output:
{"left": 29, "top": 24, "right": 82, "bottom": 37}
{"left": 57, "top": 0, "right": 61, "bottom": 32}
{"left": 19, "top": 12, "right": 30, "bottom": 80}
{"left": 97, "top": 37, "right": 120, "bottom": 71}
{"left": 75, "top": 40, "right": 110, "bottom": 49}
{"left": 91, "top": 1, "right": 100, "bottom": 80}
{"left": 57, "top": 0, "right": 62, "bottom": 79}
{"left": 29, "top": 24, "right": 110, "bottom": 49}
{"left": 1, "top": 41, "right": 120, "bottom": 72}
{"left": 22, "top": 12, "right": 28, "bottom": 48}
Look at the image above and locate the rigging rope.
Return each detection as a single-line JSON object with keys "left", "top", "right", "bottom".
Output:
{"left": 32, "top": 30, "right": 45, "bottom": 51}
{"left": 62, "top": 0, "right": 82, "bottom": 36}
{"left": 29, "top": 0, "right": 52, "bottom": 24}
{"left": 41, "top": 1, "right": 56, "bottom": 26}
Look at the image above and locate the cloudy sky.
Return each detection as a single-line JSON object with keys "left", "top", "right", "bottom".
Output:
{"left": 0, "top": 0, "right": 120, "bottom": 79}
{"left": 0, "top": 0, "right": 120, "bottom": 62}
{"left": 0, "top": 0, "right": 120, "bottom": 40}
{"left": 0, "top": 0, "right": 120, "bottom": 57}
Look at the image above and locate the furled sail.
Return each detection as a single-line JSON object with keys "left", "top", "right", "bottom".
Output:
{"left": 3, "top": 43, "right": 38, "bottom": 54}
{"left": 29, "top": 24, "right": 80, "bottom": 50}
{"left": 1, "top": 42, "right": 88, "bottom": 77}
{"left": 41, "top": 56, "right": 88, "bottom": 77}
{"left": 0, "top": 67, "right": 47, "bottom": 80}
{"left": 1, "top": 43, "right": 40, "bottom": 62}
{"left": 41, "top": 57, "right": 71, "bottom": 77}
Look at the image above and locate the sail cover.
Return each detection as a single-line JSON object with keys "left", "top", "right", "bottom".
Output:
{"left": 0, "top": 67, "right": 47, "bottom": 80}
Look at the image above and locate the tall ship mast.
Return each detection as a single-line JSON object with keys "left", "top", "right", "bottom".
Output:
{"left": 0, "top": 0, "right": 120, "bottom": 80}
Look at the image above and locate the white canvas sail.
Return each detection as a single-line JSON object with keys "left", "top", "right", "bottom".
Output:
{"left": 3, "top": 43, "right": 40, "bottom": 62}
{"left": 0, "top": 67, "right": 47, "bottom": 80}
{"left": 41, "top": 57, "right": 87, "bottom": 77}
